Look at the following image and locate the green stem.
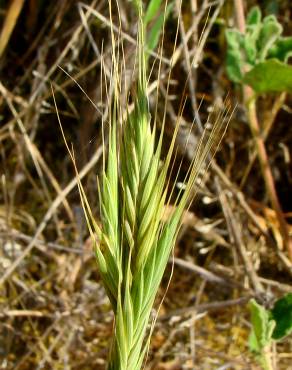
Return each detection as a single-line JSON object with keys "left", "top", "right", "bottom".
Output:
{"left": 260, "top": 345, "right": 274, "bottom": 370}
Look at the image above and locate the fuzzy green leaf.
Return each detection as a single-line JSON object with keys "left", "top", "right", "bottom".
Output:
{"left": 248, "top": 327, "right": 260, "bottom": 353}
{"left": 244, "top": 7, "right": 262, "bottom": 64}
{"left": 248, "top": 299, "right": 275, "bottom": 352}
{"left": 268, "top": 36, "right": 292, "bottom": 62}
{"left": 243, "top": 59, "right": 292, "bottom": 93}
{"left": 225, "top": 29, "right": 244, "bottom": 82}
{"left": 257, "top": 15, "right": 282, "bottom": 61}
{"left": 246, "top": 6, "right": 261, "bottom": 26}
{"left": 244, "top": 24, "right": 260, "bottom": 64}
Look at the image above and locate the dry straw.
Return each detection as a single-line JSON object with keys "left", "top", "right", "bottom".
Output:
{"left": 56, "top": 0, "right": 230, "bottom": 368}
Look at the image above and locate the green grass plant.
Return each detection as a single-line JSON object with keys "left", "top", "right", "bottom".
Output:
{"left": 58, "top": 1, "right": 228, "bottom": 369}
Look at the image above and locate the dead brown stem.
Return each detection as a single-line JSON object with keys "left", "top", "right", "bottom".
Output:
{"left": 233, "top": 0, "right": 292, "bottom": 261}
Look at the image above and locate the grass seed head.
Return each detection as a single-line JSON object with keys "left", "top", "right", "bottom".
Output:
{"left": 75, "top": 1, "right": 230, "bottom": 368}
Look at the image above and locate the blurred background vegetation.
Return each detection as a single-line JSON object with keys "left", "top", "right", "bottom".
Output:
{"left": 0, "top": 0, "right": 291, "bottom": 369}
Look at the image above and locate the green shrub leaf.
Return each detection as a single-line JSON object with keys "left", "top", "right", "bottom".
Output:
{"left": 268, "top": 36, "right": 292, "bottom": 62}
{"left": 248, "top": 327, "right": 260, "bottom": 353}
{"left": 244, "top": 24, "right": 261, "bottom": 64}
{"left": 225, "top": 5, "right": 292, "bottom": 91}
{"left": 248, "top": 299, "right": 275, "bottom": 352}
{"left": 243, "top": 59, "right": 292, "bottom": 93}
{"left": 257, "top": 15, "right": 282, "bottom": 61}
{"left": 246, "top": 6, "right": 261, "bottom": 26}
{"left": 271, "top": 293, "right": 292, "bottom": 340}
{"left": 225, "top": 29, "right": 244, "bottom": 82}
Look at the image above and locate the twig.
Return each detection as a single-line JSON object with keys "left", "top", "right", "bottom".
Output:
{"left": 215, "top": 177, "right": 264, "bottom": 293}
{"left": 172, "top": 257, "right": 238, "bottom": 287}
{"left": 0, "top": 81, "right": 74, "bottom": 222}
{"left": 0, "top": 146, "right": 103, "bottom": 288}
{"left": 159, "top": 296, "right": 252, "bottom": 321}
{"left": 0, "top": 310, "right": 52, "bottom": 318}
